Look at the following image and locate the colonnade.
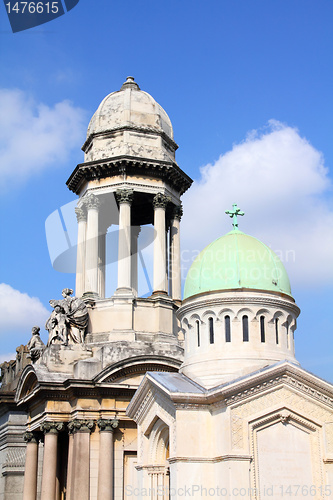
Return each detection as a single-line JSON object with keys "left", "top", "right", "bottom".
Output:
{"left": 23, "top": 419, "right": 119, "bottom": 500}
{"left": 75, "top": 190, "right": 182, "bottom": 301}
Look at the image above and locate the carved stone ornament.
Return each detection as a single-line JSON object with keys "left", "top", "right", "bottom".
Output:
{"left": 172, "top": 204, "right": 183, "bottom": 221}
{"left": 97, "top": 418, "right": 119, "bottom": 432}
{"left": 115, "top": 189, "right": 134, "bottom": 205}
{"left": 279, "top": 412, "right": 291, "bottom": 425}
{"left": 24, "top": 431, "right": 39, "bottom": 444}
{"left": 45, "top": 288, "right": 89, "bottom": 346}
{"left": 153, "top": 193, "right": 169, "bottom": 210}
{"left": 75, "top": 206, "right": 87, "bottom": 222}
{"left": 69, "top": 419, "right": 95, "bottom": 433}
{"left": 26, "top": 326, "right": 45, "bottom": 362}
{"left": 85, "top": 193, "right": 100, "bottom": 210}
{"left": 41, "top": 422, "right": 65, "bottom": 434}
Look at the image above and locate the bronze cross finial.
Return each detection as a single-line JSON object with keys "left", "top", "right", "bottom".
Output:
{"left": 225, "top": 203, "right": 245, "bottom": 229}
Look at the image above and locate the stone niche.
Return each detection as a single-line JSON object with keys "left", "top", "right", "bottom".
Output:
{"left": 253, "top": 415, "right": 318, "bottom": 500}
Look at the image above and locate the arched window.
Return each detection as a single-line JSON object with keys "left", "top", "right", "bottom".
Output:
{"left": 242, "top": 315, "right": 249, "bottom": 342}
{"left": 286, "top": 321, "right": 289, "bottom": 348}
{"left": 196, "top": 320, "right": 200, "bottom": 347}
{"left": 209, "top": 317, "right": 214, "bottom": 344}
{"left": 275, "top": 318, "right": 279, "bottom": 344}
{"left": 225, "top": 316, "right": 231, "bottom": 342}
{"left": 260, "top": 316, "right": 265, "bottom": 343}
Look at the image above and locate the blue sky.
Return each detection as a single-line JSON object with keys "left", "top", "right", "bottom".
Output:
{"left": 0, "top": 0, "right": 332, "bottom": 381}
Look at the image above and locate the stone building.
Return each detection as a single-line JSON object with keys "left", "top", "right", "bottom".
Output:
{"left": 1, "top": 77, "right": 333, "bottom": 500}
{"left": 0, "top": 76, "right": 191, "bottom": 500}
{"left": 128, "top": 212, "right": 333, "bottom": 499}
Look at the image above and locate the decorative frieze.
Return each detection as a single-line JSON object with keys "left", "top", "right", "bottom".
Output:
{"left": 41, "top": 422, "right": 65, "bottom": 434}
{"left": 97, "top": 418, "right": 119, "bottom": 432}
{"left": 153, "top": 193, "right": 169, "bottom": 210}
{"left": 115, "top": 189, "right": 134, "bottom": 205}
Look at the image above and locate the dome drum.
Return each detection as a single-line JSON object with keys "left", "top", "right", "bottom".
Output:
{"left": 178, "top": 289, "right": 300, "bottom": 388}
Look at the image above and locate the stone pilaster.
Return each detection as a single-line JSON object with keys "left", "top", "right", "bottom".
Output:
{"left": 40, "top": 422, "right": 65, "bottom": 500}
{"left": 115, "top": 189, "right": 134, "bottom": 294}
{"left": 153, "top": 193, "right": 169, "bottom": 294}
{"left": 97, "top": 419, "right": 119, "bottom": 500}
{"left": 23, "top": 432, "right": 40, "bottom": 500}
{"left": 84, "top": 194, "right": 100, "bottom": 298}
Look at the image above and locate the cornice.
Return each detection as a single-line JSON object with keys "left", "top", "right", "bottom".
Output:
{"left": 165, "top": 364, "right": 333, "bottom": 410}
{"left": 66, "top": 156, "right": 193, "bottom": 196}
{"left": 178, "top": 291, "right": 300, "bottom": 318}
{"left": 168, "top": 454, "right": 252, "bottom": 464}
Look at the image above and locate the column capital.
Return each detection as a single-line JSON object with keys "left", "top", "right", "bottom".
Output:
{"left": 86, "top": 193, "right": 100, "bottom": 210}
{"left": 68, "top": 419, "right": 95, "bottom": 433}
{"left": 41, "top": 421, "right": 65, "bottom": 435}
{"left": 97, "top": 418, "right": 119, "bottom": 432}
{"left": 24, "top": 431, "right": 40, "bottom": 444}
{"left": 153, "top": 193, "right": 169, "bottom": 210}
{"left": 115, "top": 188, "right": 134, "bottom": 205}
{"left": 75, "top": 205, "right": 87, "bottom": 222}
{"left": 172, "top": 204, "right": 183, "bottom": 221}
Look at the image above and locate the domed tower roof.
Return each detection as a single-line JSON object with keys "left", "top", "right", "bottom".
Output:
{"left": 184, "top": 228, "right": 292, "bottom": 300}
{"left": 67, "top": 77, "right": 192, "bottom": 196}
{"left": 178, "top": 205, "right": 300, "bottom": 388}
{"left": 86, "top": 76, "right": 174, "bottom": 141}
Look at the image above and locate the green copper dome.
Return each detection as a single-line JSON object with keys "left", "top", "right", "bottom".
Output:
{"left": 184, "top": 229, "right": 292, "bottom": 299}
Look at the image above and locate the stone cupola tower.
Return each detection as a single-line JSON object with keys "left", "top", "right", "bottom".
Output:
{"left": 66, "top": 77, "right": 192, "bottom": 342}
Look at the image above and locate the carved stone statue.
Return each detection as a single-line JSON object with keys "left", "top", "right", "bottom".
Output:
{"left": 45, "top": 288, "right": 89, "bottom": 346}
{"left": 27, "top": 326, "right": 45, "bottom": 362}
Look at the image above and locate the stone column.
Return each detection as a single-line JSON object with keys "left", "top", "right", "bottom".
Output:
{"left": 153, "top": 193, "right": 169, "bottom": 294}
{"left": 170, "top": 205, "right": 183, "bottom": 302}
{"left": 40, "top": 422, "right": 64, "bottom": 500}
{"left": 84, "top": 194, "right": 100, "bottom": 298}
{"left": 98, "top": 231, "right": 106, "bottom": 298}
{"left": 97, "top": 418, "right": 119, "bottom": 500}
{"left": 115, "top": 189, "right": 133, "bottom": 293}
{"left": 66, "top": 425, "right": 75, "bottom": 500}
{"left": 75, "top": 205, "right": 87, "bottom": 298}
{"left": 23, "top": 432, "right": 40, "bottom": 500}
{"left": 131, "top": 226, "right": 141, "bottom": 296}
{"left": 70, "top": 419, "right": 94, "bottom": 500}
{"left": 166, "top": 224, "right": 169, "bottom": 294}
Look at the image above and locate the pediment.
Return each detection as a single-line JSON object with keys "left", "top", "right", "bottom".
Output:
{"left": 15, "top": 365, "right": 39, "bottom": 402}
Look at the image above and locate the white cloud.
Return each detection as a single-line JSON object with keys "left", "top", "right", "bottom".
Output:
{"left": 181, "top": 120, "right": 333, "bottom": 288}
{"left": 0, "top": 88, "right": 86, "bottom": 191}
{"left": 0, "top": 353, "right": 17, "bottom": 364}
{"left": 0, "top": 283, "right": 49, "bottom": 336}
